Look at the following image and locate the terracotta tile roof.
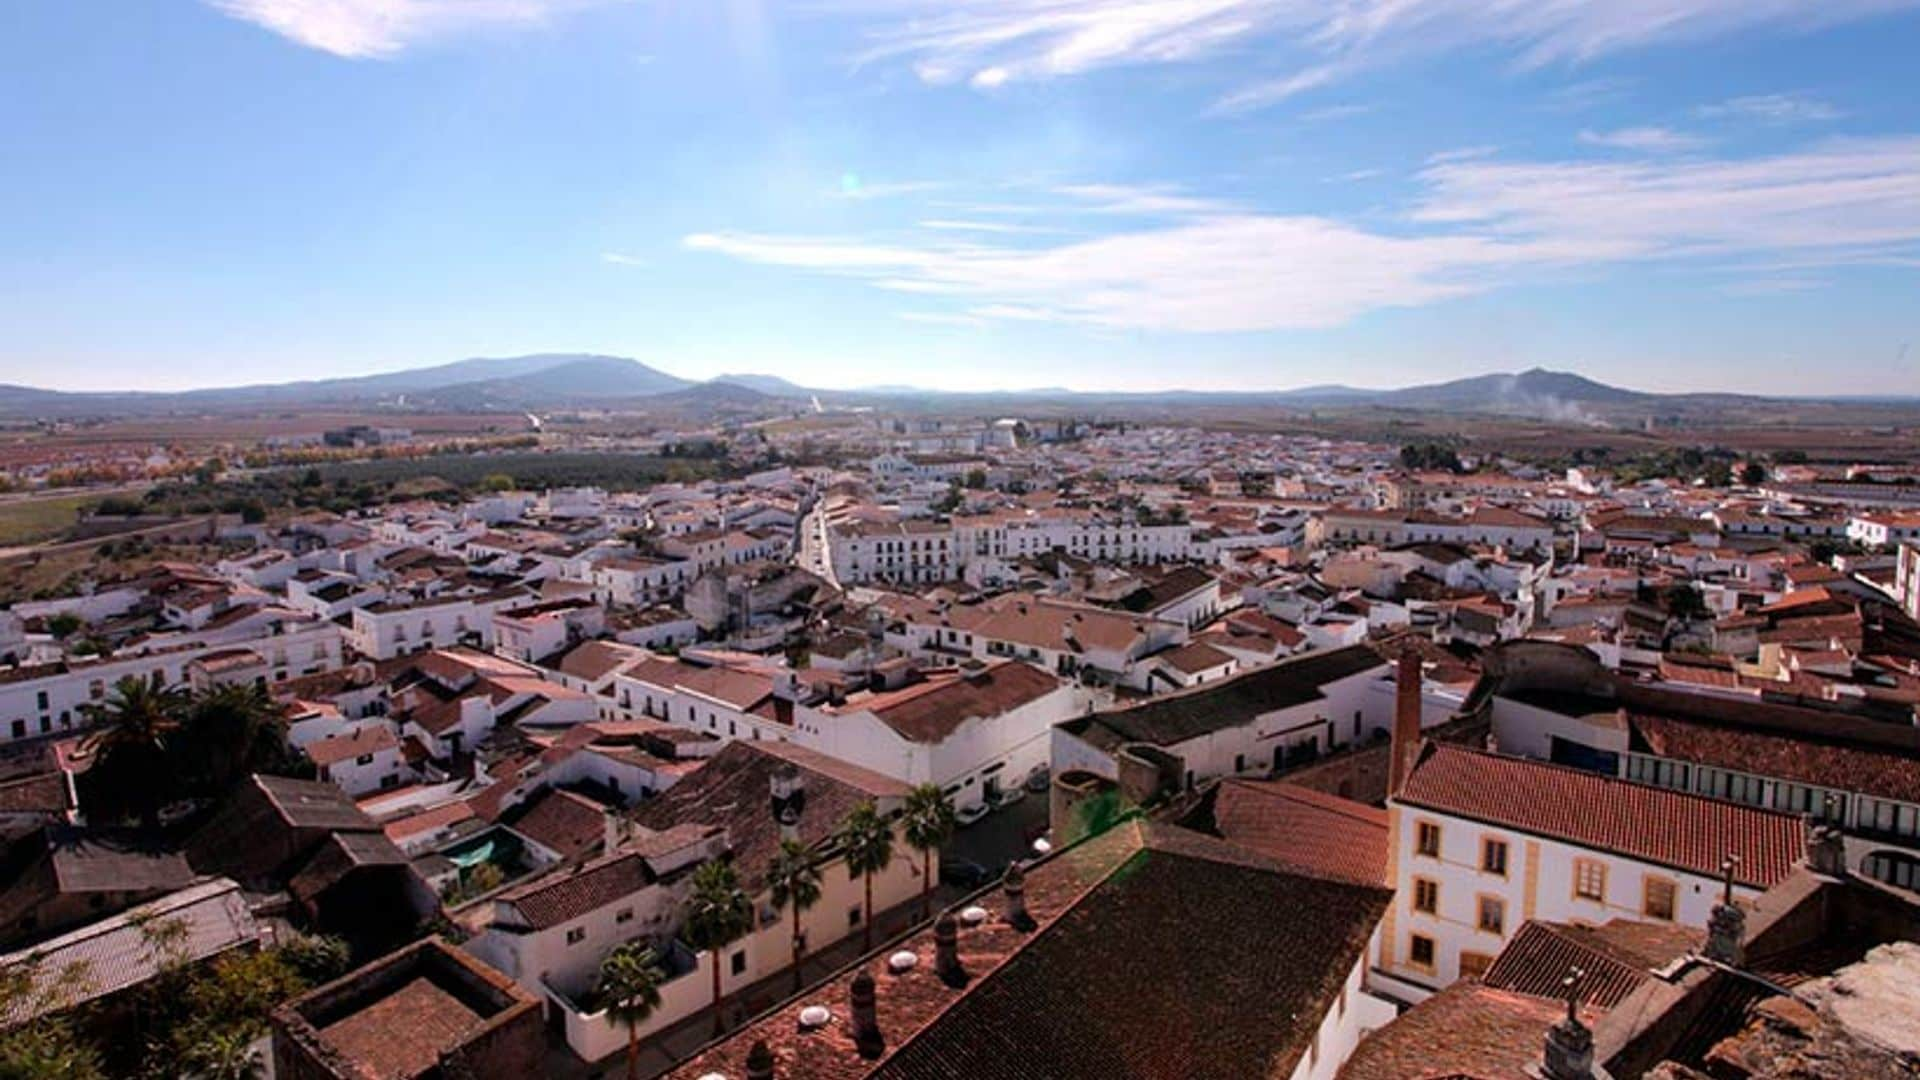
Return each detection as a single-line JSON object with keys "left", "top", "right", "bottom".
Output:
{"left": 305, "top": 725, "right": 399, "bottom": 767}
{"left": 1628, "top": 711, "right": 1920, "bottom": 804}
{"left": 1397, "top": 744, "right": 1805, "bottom": 888}
{"left": 835, "top": 662, "right": 1064, "bottom": 744}
{"left": 498, "top": 848, "right": 659, "bottom": 930}
{"left": 1481, "top": 919, "right": 1697, "bottom": 1010}
{"left": 672, "top": 821, "right": 1391, "bottom": 1080}
{"left": 1337, "top": 983, "right": 1597, "bottom": 1080}
{"left": 1158, "top": 640, "right": 1238, "bottom": 675}
{"left": 1192, "top": 779, "right": 1389, "bottom": 887}
{"left": 503, "top": 787, "right": 607, "bottom": 861}
{"left": 316, "top": 974, "right": 485, "bottom": 1077}
{"left": 630, "top": 741, "right": 907, "bottom": 894}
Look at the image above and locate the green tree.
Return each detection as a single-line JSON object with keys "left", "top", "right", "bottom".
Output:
{"left": 900, "top": 784, "right": 955, "bottom": 921}
{"left": 683, "top": 860, "right": 753, "bottom": 1037}
{"left": 81, "top": 677, "right": 188, "bottom": 830}
{"left": 596, "top": 943, "right": 666, "bottom": 1080}
{"left": 836, "top": 801, "right": 896, "bottom": 954}
{"left": 1739, "top": 462, "right": 1768, "bottom": 486}
{"left": 0, "top": 957, "right": 104, "bottom": 1080}
{"left": 479, "top": 472, "right": 515, "bottom": 493}
{"left": 179, "top": 682, "right": 292, "bottom": 796}
{"left": 765, "top": 839, "right": 822, "bottom": 993}
{"left": 963, "top": 469, "right": 988, "bottom": 490}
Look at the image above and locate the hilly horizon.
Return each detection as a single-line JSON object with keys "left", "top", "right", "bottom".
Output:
{"left": 0, "top": 357, "right": 1843, "bottom": 421}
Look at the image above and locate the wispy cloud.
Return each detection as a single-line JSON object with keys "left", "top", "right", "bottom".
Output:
{"left": 831, "top": 178, "right": 948, "bottom": 200}
{"left": 1544, "top": 77, "right": 1635, "bottom": 112}
{"left": 918, "top": 219, "right": 1062, "bottom": 234}
{"left": 848, "top": 0, "right": 1917, "bottom": 107}
{"left": 1698, "top": 92, "right": 1844, "bottom": 124}
{"left": 1298, "top": 103, "right": 1375, "bottom": 123}
{"left": 899, "top": 311, "right": 989, "bottom": 327}
{"left": 1577, "top": 126, "right": 1705, "bottom": 153}
{"left": 1719, "top": 277, "right": 1827, "bottom": 296}
{"left": 206, "top": 0, "right": 624, "bottom": 58}
{"left": 1050, "top": 182, "right": 1234, "bottom": 215}
{"left": 600, "top": 252, "right": 648, "bottom": 266}
{"left": 688, "top": 136, "right": 1920, "bottom": 334}
{"left": 1209, "top": 64, "right": 1340, "bottom": 115}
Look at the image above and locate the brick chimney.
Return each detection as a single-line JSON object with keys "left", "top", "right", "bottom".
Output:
{"left": 1002, "top": 862, "right": 1035, "bottom": 932}
{"left": 933, "top": 913, "right": 967, "bottom": 987}
{"left": 850, "top": 968, "right": 884, "bottom": 1059}
{"left": 746, "top": 1040, "right": 775, "bottom": 1080}
{"left": 1389, "top": 649, "right": 1423, "bottom": 797}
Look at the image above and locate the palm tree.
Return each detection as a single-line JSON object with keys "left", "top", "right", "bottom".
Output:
{"left": 900, "top": 784, "right": 956, "bottom": 921}
{"left": 765, "top": 839, "right": 822, "bottom": 993}
{"left": 182, "top": 682, "right": 289, "bottom": 795}
{"left": 595, "top": 942, "right": 665, "bottom": 1080}
{"left": 836, "top": 801, "right": 896, "bottom": 953}
{"left": 683, "top": 860, "right": 753, "bottom": 1037}
{"left": 81, "top": 677, "right": 187, "bottom": 830}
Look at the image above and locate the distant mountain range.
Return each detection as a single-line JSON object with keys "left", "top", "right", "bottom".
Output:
{"left": 0, "top": 357, "right": 1875, "bottom": 422}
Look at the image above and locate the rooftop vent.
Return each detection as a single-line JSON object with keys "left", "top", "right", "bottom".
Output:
{"left": 887, "top": 950, "right": 918, "bottom": 974}
{"left": 798, "top": 1005, "right": 832, "bottom": 1029}
{"left": 959, "top": 905, "right": 988, "bottom": 926}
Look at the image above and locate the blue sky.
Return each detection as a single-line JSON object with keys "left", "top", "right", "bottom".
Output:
{"left": 2, "top": 1, "right": 1918, "bottom": 395}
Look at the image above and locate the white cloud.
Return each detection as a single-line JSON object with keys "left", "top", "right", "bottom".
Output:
{"left": 600, "top": 252, "right": 648, "bottom": 266}
{"left": 831, "top": 178, "right": 947, "bottom": 200}
{"left": 688, "top": 136, "right": 1920, "bottom": 333}
{"left": 847, "top": 0, "right": 1917, "bottom": 106}
{"left": 899, "top": 311, "right": 989, "bottom": 327}
{"left": 1209, "top": 64, "right": 1340, "bottom": 114}
{"left": 206, "top": 0, "right": 624, "bottom": 58}
{"left": 1050, "top": 182, "right": 1234, "bottom": 215}
{"left": 1577, "top": 126, "right": 1705, "bottom": 153}
{"left": 918, "top": 219, "right": 1062, "bottom": 234}
{"left": 1698, "top": 93, "right": 1845, "bottom": 124}
{"left": 1412, "top": 136, "right": 1920, "bottom": 261}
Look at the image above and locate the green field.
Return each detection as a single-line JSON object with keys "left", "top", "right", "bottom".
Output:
{"left": 0, "top": 493, "right": 98, "bottom": 547}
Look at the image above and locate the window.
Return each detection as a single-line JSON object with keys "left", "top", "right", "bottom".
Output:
{"left": 1574, "top": 859, "right": 1607, "bottom": 902}
{"left": 1409, "top": 934, "right": 1436, "bottom": 970}
{"left": 565, "top": 927, "right": 586, "bottom": 945}
{"left": 1481, "top": 838, "right": 1509, "bottom": 876}
{"left": 615, "top": 908, "right": 634, "bottom": 924}
{"left": 1459, "top": 951, "right": 1494, "bottom": 980}
{"left": 731, "top": 951, "right": 747, "bottom": 976}
{"left": 848, "top": 906, "right": 862, "bottom": 928}
{"left": 1477, "top": 896, "right": 1506, "bottom": 935}
{"left": 1413, "top": 877, "right": 1439, "bottom": 915}
{"left": 1415, "top": 821, "right": 1441, "bottom": 858}
{"left": 1643, "top": 877, "right": 1677, "bottom": 921}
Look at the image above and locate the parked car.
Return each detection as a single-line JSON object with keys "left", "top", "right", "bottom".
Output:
{"left": 989, "top": 786, "right": 1027, "bottom": 810}
{"left": 1022, "top": 766, "right": 1051, "bottom": 794}
{"left": 939, "top": 858, "right": 992, "bottom": 889}
{"left": 955, "top": 802, "right": 990, "bottom": 827}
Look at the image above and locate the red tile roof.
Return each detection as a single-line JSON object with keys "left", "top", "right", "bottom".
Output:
{"left": 1396, "top": 744, "right": 1805, "bottom": 888}
{"left": 1201, "top": 779, "right": 1389, "bottom": 887}
{"left": 1338, "top": 983, "right": 1598, "bottom": 1080}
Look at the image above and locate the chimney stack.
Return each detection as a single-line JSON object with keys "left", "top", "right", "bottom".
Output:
{"left": 1389, "top": 648, "right": 1423, "bottom": 797}
{"left": 745, "top": 1040, "right": 775, "bottom": 1080}
{"left": 770, "top": 765, "right": 805, "bottom": 844}
{"left": 849, "top": 969, "right": 884, "bottom": 1059}
{"left": 1805, "top": 804, "right": 1848, "bottom": 877}
{"left": 934, "top": 913, "right": 967, "bottom": 987}
{"left": 1002, "top": 862, "right": 1035, "bottom": 932}
{"left": 1704, "top": 856, "right": 1746, "bottom": 966}
{"left": 1541, "top": 968, "right": 1593, "bottom": 1080}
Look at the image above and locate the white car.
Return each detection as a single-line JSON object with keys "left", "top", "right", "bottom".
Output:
{"left": 989, "top": 786, "right": 1027, "bottom": 810}
{"left": 955, "top": 802, "right": 991, "bottom": 827}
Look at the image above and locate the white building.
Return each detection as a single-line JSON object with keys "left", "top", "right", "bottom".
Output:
{"left": 1377, "top": 742, "right": 1807, "bottom": 1001}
